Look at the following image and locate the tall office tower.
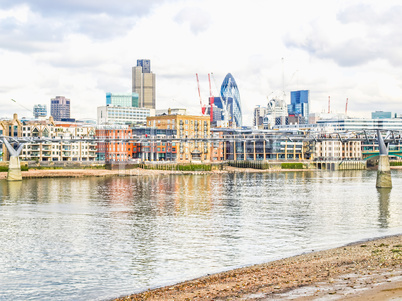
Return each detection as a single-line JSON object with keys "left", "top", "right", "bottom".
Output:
{"left": 132, "top": 59, "right": 156, "bottom": 109}
{"left": 50, "top": 96, "right": 70, "bottom": 121}
{"left": 33, "top": 104, "right": 47, "bottom": 119}
{"left": 288, "top": 90, "right": 309, "bottom": 124}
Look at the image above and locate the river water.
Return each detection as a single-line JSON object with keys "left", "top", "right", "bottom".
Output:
{"left": 0, "top": 170, "right": 402, "bottom": 300}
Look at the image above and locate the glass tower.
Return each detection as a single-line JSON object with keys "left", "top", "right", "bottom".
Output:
{"left": 220, "top": 73, "right": 242, "bottom": 128}
{"left": 288, "top": 90, "right": 309, "bottom": 123}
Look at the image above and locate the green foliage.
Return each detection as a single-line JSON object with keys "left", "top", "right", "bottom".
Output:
{"left": 281, "top": 163, "right": 304, "bottom": 169}
{"left": 390, "top": 161, "right": 402, "bottom": 166}
{"left": 0, "top": 166, "right": 8, "bottom": 172}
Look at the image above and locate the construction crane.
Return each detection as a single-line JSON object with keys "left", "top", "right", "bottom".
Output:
{"left": 208, "top": 73, "right": 214, "bottom": 123}
{"left": 195, "top": 73, "right": 206, "bottom": 115}
{"left": 328, "top": 96, "right": 331, "bottom": 114}
{"left": 345, "top": 98, "right": 348, "bottom": 115}
{"left": 11, "top": 99, "right": 32, "bottom": 114}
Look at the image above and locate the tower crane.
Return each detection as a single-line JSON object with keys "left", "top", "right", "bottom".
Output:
{"left": 195, "top": 74, "right": 206, "bottom": 115}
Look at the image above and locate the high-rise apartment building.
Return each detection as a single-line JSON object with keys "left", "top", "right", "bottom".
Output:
{"left": 132, "top": 59, "right": 156, "bottom": 109}
{"left": 33, "top": 104, "right": 47, "bottom": 119}
{"left": 50, "top": 96, "right": 70, "bottom": 121}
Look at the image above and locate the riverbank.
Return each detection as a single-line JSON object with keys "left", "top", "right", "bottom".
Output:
{"left": 0, "top": 166, "right": 313, "bottom": 180}
{"left": 115, "top": 234, "right": 402, "bottom": 300}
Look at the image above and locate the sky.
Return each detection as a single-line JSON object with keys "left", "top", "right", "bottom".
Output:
{"left": 1, "top": 0, "right": 402, "bottom": 125}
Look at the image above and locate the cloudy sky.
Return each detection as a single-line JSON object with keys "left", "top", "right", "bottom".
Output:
{"left": 1, "top": 0, "right": 401, "bottom": 125}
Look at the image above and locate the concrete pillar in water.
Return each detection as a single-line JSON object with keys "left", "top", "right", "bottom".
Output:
{"left": 7, "top": 156, "right": 22, "bottom": 181}
{"left": 376, "top": 130, "right": 392, "bottom": 188}
{"left": 2, "top": 138, "right": 25, "bottom": 181}
{"left": 376, "top": 155, "right": 392, "bottom": 188}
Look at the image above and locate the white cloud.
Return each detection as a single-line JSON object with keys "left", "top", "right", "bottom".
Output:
{"left": 1, "top": 0, "right": 402, "bottom": 125}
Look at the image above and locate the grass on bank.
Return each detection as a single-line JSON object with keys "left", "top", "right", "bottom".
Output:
{"left": 281, "top": 163, "right": 304, "bottom": 169}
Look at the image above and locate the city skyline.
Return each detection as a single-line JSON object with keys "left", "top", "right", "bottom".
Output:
{"left": 0, "top": 0, "right": 402, "bottom": 125}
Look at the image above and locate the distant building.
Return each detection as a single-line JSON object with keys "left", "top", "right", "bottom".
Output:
{"left": 317, "top": 118, "right": 402, "bottom": 131}
{"left": 33, "top": 104, "right": 47, "bottom": 119}
{"left": 132, "top": 59, "right": 156, "bottom": 109}
{"left": 106, "top": 92, "right": 139, "bottom": 107}
{"left": 371, "top": 111, "right": 397, "bottom": 119}
{"left": 156, "top": 108, "right": 186, "bottom": 116}
{"left": 288, "top": 90, "right": 309, "bottom": 124}
{"left": 253, "top": 105, "right": 267, "bottom": 128}
{"left": 206, "top": 73, "right": 242, "bottom": 128}
{"left": 51, "top": 96, "right": 70, "bottom": 121}
{"left": 220, "top": 73, "right": 242, "bottom": 128}
{"left": 97, "top": 105, "right": 154, "bottom": 126}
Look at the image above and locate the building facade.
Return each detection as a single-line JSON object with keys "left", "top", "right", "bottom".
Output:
{"left": 288, "top": 90, "right": 309, "bottom": 124}
{"left": 147, "top": 114, "right": 210, "bottom": 162}
{"left": 132, "top": 59, "right": 156, "bottom": 109}
{"left": 51, "top": 96, "right": 71, "bottom": 121}
{"left": 33, "top": 104, "right": 47, "bottom": 119}
{"left": 106, "top": 92, "right": 139, "bottom": 107}
{"left": 97, "top": 106, "right": 155, "bottom": 126}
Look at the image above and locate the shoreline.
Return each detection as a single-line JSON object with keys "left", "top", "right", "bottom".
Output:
{"left": 115, "top": 234, "right": 402, "bottom": 300}
{"left": 1, "top": 165, "right": 401, "bottom": 180}
{"left": 0, "top": 166, "right": 315, "bottom": 180}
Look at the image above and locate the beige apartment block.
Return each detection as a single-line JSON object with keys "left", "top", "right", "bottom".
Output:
{"left": 147, "top": 114, "right": 211, "bottom": 162}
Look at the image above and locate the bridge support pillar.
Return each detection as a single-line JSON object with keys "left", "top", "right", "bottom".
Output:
{"left": 376, "top": 155, "right": 392, "bottom": 188}
{"left": 7, "top": 156, "right": 22, "bottom": 181}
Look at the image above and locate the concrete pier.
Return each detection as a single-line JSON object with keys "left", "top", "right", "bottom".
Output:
{"left": 376, "top": 155, "right": 392, "bottom": 188}
{"left": 376, "top": 130, "right": 392, "bottom": 188}
{"left": 7, "top": 156, "right": 22, "bottom": 181}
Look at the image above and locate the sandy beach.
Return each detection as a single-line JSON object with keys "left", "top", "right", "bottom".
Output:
{"left": 115, "top": 235, "right": 402, "bottom": 300}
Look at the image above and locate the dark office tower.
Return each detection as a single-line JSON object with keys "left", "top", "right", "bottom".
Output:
{"left": 50, "top": 96, "right": 70, "bottom": 121}
{"left": 132, "top": 59, "right": 156, "bottom": 109}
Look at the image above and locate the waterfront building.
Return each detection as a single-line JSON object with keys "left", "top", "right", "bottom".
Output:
{"left": 132, "top": 59, "right": 156, "bottom": 109}
{"left": 371, "top": 111, "right": 397, "bottom": 119}
{"left": 106, "top": 92, "right": 139, "bottom": 107}
{"left": 33, "top": 104, "right": 47, "bottom": 119}
{"left": 147, "top": 114, "right": 210, "bottom": 162}
{"left": 288, "top": 90, "right": 309, "bottom": 124}
{"left": 96, "top": 125, "right": 131, "bottom": 162}
{"left": 19, "top": 117, "right": 97, "bottom": 162}
{"left": 51, "top": 96, "right": 71, "bottom": 121}
{"left": 314, "top": 140, "right": 362, "bottom": 161}
{"left": 97, "top": 105, "right": 155, "bottom": 126}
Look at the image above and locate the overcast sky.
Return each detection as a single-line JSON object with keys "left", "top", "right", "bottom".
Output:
{"left": 1, "top": 0, "right": 401, "bottom": 125}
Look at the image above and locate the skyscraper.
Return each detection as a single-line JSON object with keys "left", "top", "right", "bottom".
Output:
{"left": 132, "top": 59, "right": 156, "bottom": 109}
{"left": 288, "top": 90, "right": 309, "bottom": 124}
{"left": 50, "top": 96, "right": 70, "bottom": 121}
{"left": 220, "top": 73, "right": 242, "bottom": 128}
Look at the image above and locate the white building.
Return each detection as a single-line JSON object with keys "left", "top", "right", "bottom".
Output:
{"left": 97, "top": 105, "right": 155, "bottom": 126}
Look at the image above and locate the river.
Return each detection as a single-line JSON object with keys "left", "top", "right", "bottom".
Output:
{"left": 0, "top": 170, "right": 401, "bottom": 300}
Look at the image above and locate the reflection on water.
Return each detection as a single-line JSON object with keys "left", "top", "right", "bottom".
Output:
{"left": 0, "top": 170, "right": 402, "bottom": 300}
{"left": 377, "top": 188, "right": 391, "bottom": 229}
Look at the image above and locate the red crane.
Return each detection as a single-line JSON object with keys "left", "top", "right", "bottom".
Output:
{"left": 196, "top": 73, "right": 206, "bottom": 115}
{"left": 208, "top": 73, "right": 214, "bottom": 122}
{"left": 345, "top": 98, "right": 348, "bottom": 115}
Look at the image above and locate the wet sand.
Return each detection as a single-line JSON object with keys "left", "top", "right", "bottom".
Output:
{"left": 115, "top": 235, "right": 402, "bottom": 300}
